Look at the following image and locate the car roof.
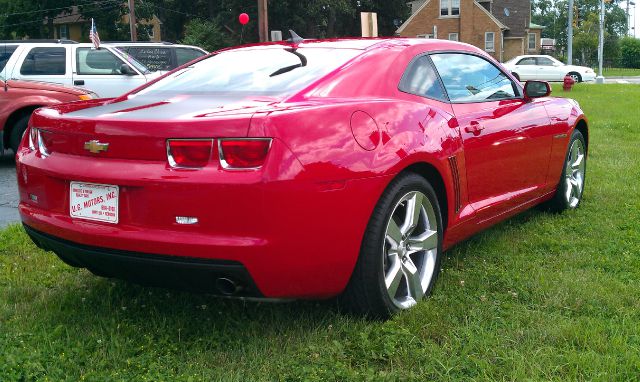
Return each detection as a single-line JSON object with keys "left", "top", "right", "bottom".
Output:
{"left": 221, "top": 38, "right": 482, "bottom": 55}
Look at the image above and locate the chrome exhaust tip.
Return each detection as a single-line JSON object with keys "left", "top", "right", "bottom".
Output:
{"left": 216, "top": 277, "right": 242, "bottom": 295}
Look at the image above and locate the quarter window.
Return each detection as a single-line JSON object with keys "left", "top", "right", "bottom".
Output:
{"left": 440, "top": 0, "right": 460, "bottom": 16}
{"left": 399, "top": 55, "right": 447, "bottom": 101}
{"left": 430, "top": 53, "right": 517, "bottom": 102}
{"left": 76, "top": 48, "right": 127, "bottom": 75}
{"left": 176, "top": 48, "right": 206, "bottom": 66}
{"left": 485, "top": 32, "right": 495, "bottom": 52}
{"left": 20, "top": 47, "right": 66, "bottom": 75}
{"left": 528, "top": 33, "right": 536, "bottom": 51}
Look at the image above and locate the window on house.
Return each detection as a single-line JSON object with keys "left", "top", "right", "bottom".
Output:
{"left": 58, "top": 25, "right": 69, "bottom": 40}
{"left": 20, "top": 47, "right": 66, "bottom": 75}
{"left": 440, "top": 0, "right": 460, "bottom": 16}
{"left": 448, "top": 33, "right": 459, "bottom": 41}
{"left": 528, "top": 33, "right": 536, "bottom": 51}
{"left": 484, "top": 32, "right": 495, "bottom": 52}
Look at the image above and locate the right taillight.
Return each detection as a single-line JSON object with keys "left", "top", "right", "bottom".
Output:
{"left": 218, "top": 138, "right": 272, "bottom": 170}
{"left": 167, "top": 139, "right": 213, "bottom": 168}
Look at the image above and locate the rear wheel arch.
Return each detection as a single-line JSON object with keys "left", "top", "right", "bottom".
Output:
{"left": 400, "top": 162, "right": 449, "bottom": 234}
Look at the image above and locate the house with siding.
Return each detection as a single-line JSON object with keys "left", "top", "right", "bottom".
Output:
{"left": 397, "top": 0, "right": 544, "bottom": 62}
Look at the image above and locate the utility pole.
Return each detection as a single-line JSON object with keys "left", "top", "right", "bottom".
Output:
{"left": 258, "top": 0, "right": 268, "bottom": 42}
{"left": 596, "top": 0, "right": 605, "bottom": 83}
{"left": 128, "top": 0, "right": 137, "bottom": 42}
{"left": 567, "top": 0, "right": 573, "bottom": 65}
{"left": 628, "top": 0, "right": 631, "bottom": 36}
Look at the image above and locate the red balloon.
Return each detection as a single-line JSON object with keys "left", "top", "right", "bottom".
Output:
{"left": 239, "top": 13, "right": 249, "bottom": 25}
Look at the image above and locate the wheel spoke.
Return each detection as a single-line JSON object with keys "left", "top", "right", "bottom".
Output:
{"left": 408, "top": 230, "right": 438, "bottom": 253}
{"left": 402, "top": 258, "right": 424, "bottom": 301}
{"left": 401, "top": 192, "right": 423, "bottom": 236}
{"left": 572, "top": 153, "right": 584, "bottom": 170}
{"left": 386, "top": 219, "right": 403, "bottom": 249}
{"left": 565, "top": 178, "right": 573, "bottom": 201}
{"left": 385, "top": 259, "right": 403, "bottom": 299}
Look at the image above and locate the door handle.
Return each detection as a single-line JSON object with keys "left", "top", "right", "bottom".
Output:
{"left": 465, "top": 121, "right": 484, "bottom": 136}
{"left": 74, "top": 80, "right": 85, "bottom": 85}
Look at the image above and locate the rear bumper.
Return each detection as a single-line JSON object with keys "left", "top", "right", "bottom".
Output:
{"left": 24, "top": 224, "right": 264, "bottom": 297}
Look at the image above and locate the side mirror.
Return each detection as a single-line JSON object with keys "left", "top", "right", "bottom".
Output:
{"left": 524, "top": 80, "right": 551, "bottom": 99}
{"left": 120, "top": 64, "right": 136, "bottom": 76}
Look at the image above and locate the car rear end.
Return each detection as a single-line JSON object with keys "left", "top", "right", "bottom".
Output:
{"left": 16, "top": 42, "right": 381, "bottom": 299}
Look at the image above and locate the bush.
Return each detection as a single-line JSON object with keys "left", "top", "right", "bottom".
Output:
{"left": 619, "top": 37, "right": 640, "bottom": 68}
{"left": 181, "top": 19, "right": 233, "bottom": 52}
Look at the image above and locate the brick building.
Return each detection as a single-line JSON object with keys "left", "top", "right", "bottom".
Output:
{"left": 397, "top": 0, "right": 544, "bottom": 62}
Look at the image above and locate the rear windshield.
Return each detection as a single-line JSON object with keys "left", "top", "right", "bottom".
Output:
{"left": 134, "top": 47, "right": 361, "bottom": 97}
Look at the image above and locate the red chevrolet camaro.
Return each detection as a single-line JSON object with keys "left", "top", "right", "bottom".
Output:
{"left": 16, "top": 38, "right": 588, "bottom": 317}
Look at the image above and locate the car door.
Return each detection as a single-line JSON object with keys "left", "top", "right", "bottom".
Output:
{"left": 12, "top": 45, "right": 73, "bottom": 87}
{"left": 535, "top": 56, "right": 562, "bottom": 81}
{"left": 512, "top": 57, "right": 537, "bottom": 80}
{"left": 430, "top": 53, "right": 553, "bottom": 223}
{"left": 72, "top": 47, "right": 147, "bottom": 98}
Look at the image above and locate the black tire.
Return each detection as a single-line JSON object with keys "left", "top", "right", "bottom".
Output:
{"left": 568, "top": 72, "right": 582, "bottom": 83}
{"left": 9, "top": 114, "right": 31, "bottom": 153}
{"left": 542, "top": 129, "right": 587, "bottom": 212}
{"left": 339, "top": 172, "right": 443, "bottom": 319}
{"left": 512, "top": 72, "right": 520, "bottom": 81}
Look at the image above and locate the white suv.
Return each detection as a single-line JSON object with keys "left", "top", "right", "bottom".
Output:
{"left": 0, "top": 41, "right": 163, "bottom": 98}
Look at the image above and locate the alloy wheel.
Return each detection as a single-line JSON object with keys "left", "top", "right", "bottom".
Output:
{"left": 383, "top": 191, "right": 439, "bottom": 309}
{"left": 565, "top": 139, "right": 586, "bottom": 208}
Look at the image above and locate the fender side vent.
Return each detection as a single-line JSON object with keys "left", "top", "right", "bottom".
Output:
{"left": 448, "top": 156, "right": 461, "bottom": 213}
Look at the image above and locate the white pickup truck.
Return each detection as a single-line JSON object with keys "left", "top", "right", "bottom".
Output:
{"left": 0, "top": 41, "right": 163, "bottom": 98}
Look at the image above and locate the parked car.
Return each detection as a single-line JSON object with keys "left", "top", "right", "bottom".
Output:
{"left": 0, "top": 74, "right": 95, "bottom": 153}
{"left": 503, "top": 55, "right": 596, "bottom": 82}
{"left": 108, "top": 42, "right": 207, "bottom": 72}
{"left": 1, "top": 40, "right": 162, "bottom": 98}
{"left": 16, "top": 38, "right": 588, "bottom": 318}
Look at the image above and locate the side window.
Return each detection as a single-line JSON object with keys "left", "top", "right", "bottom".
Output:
{"left": 399, "top": 55, "right": 447, "bottom": 101}
{"left": 76, "top": 48, "right": 125, "bottom": 75}
{"left": 430, "top": 53, "right": 517, "bottom": 102}
{"left": 20, "top": 47, "right": 66, "bottom": 75}
{"left": 126, "top": 47, "right": 172, "bottom": 71}
{"left": 516, "top": 57, "right": 536, "bottom": 65}
{"left": 0, "top": 45, "right": 18, "bottom": 71}
{"left": 536, "top": 57, "right": 554, "bottom": 66}
{"left": 175, "top": 48, "right": 206, "bottom": 66}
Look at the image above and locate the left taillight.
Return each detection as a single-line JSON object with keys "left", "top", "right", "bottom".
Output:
{"left": 28, "top": 127, "right": 50, "bottom": 157}
{"left": 167, "top": 139, "right": 213, "bottom": 168}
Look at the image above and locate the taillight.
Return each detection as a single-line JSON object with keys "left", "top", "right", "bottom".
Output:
{"left": 218, "top": 138, "right": 272, "bottom": 170}
{"left": 28, "top": 127, "right": 38, "bottom": 151}
{"left": 28, "top": 127, "right": 50, "bottom": 157}
{"left": 167, "top": 139, "right": 213, "bottom": 168}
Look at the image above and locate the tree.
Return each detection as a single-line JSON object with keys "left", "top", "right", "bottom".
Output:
{"left": 0, "top": 0, "right": 73, "bottom": 39}
{"left": 619, "top": 36, "right": 640, "bottom": 68}
{"left": 181, "top": 18, "right": 232, "bottom": 51}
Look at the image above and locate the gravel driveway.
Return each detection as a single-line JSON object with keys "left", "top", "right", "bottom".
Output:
{"left": 0, "top": 151, "right": 20, "bottom": 228}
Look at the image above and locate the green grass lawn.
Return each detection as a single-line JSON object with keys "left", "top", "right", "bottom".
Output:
{"left": 1, "top": 84, "right": 640, "bottom": 381}
{"left": 595, "top": 67, "right": 640, "bottom": 77}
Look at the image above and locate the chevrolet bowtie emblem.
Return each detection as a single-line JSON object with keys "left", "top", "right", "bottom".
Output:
{"left": 84, "top": 140, "right": 109, "bottom": 154}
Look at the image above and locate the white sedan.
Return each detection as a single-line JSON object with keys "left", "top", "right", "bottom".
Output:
{"left": 503, "top": 55, "right": 596, "bottom": 83}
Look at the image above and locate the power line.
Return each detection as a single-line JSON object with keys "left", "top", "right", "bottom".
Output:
{"left": 0, "top": 3, "right": 122, "bottom": 29}
{"left": 0, "top": 0, "right": 119, "bottom": 18}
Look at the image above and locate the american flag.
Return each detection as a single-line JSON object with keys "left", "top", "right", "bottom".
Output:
{"left": 90, "top": 18, "right": 100, "bottom": 49}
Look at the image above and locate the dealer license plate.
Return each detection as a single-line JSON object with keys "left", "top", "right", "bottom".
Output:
{"left": 69, "top": 182, "right": 119, "bottom": 224}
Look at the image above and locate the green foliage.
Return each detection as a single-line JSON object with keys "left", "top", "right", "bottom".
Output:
{"left": 1, "top": 84, "right": 640, "bottom": 380}
{"left": 181, "top": 18, "right": 232, "bottom": 52}
{"left": 619, "top": 37, "right": 640, "bottom": 68}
